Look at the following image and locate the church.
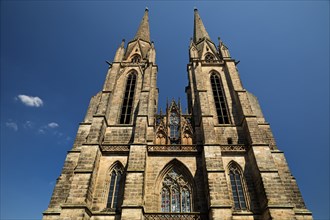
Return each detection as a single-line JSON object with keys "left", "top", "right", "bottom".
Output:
{"left": 43, "top": 9, "right": 312, "bottom": 220}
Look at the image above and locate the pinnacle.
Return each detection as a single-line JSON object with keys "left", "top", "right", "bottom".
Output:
{"left": 134, "top": 9, "right": 150, "bottom": 42}
{"left": 193, "top": 9, "right": 211, "bottom": 43}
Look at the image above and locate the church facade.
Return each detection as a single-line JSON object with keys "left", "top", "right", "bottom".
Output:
{"left": 43, "top": 9, "right": 312, "bottom": 220}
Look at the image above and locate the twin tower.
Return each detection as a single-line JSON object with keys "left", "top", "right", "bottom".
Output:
{"left": 43, "top": 9, "right": 312, "bottom": 220}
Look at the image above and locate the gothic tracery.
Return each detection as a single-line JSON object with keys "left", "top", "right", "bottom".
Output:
{"left": 154, "top": 100, "right": 194, "bottom": 145}
{"left": 161, "top": 168, "right": 192, "bottom": 213}
{"left": 106, "top": 164, "right": 124, "bottom": 210}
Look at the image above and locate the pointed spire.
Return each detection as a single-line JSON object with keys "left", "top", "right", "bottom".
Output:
{"left": 218, "top": 36, "right": 231, "bottom": 58}
{"left": 179, "top": 98, "right": 183, "bottom": 113}
{"left": 193, "top": 8, "right": 211, "bottom": 43}
{"left": 120, "top": 38, "right": 125, "bottom": 47}
{"left": 166, "top": 98, "right": 169, "bottom": 112}
{"left": 134, "top": 8, "right": 150, "bottom": 42}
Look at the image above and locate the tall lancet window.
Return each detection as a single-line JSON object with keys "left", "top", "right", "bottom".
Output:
{"left": 161, "top": 168, "right": 191, "bottom": 213}
{"left": 229, "top": 165, "right": 247, "bottom": 210}
{"left": 107, "top": 165, "right": 124, "bottom": 209}
{"left": 120, "top": 73, "right": 136, "bottom": 124}
{"left": 210, "top": 73, "right": 230, "bottom": 124}
{"left": 169, "top": 112, "right": 180, "bottom": 144}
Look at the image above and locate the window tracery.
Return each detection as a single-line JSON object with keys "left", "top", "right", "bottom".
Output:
{"left": 210, "top": 73, "right": 230, "bottom": 124}
{"left": 154, "top": 101, "right": 194, "bottom": 145}
{"left": 229, "top": 165, "right": 247, "bottom": 210}
{"left": 205, "top": 53, "right": 214, "bottom": 63}
{"left": 120, "top": 73, "right": 136, "bottom": 124}
{"left": 161, "top": 168, "right": 191, "bottom": 213}
{"left": 107, "top": 165, "right": 124, "bottom": 210}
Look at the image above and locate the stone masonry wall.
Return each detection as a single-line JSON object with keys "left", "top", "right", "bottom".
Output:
{"left": 272, "top": 151, "right": 307, "bottom": 209}
{"left": 47, "top": 152, "right": 80, "bottom": 210}
{"left": 103, "top": 127, "right": 133, "bottom": 144}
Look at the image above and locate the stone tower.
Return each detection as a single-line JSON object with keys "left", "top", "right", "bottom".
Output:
{"left": 43, "top": 9, "right": 312, "bottom": 220}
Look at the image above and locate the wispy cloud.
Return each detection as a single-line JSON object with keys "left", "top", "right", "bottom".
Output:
{"left": 48, "top": 122, "right": 59, "bottom": 128}
{"left": 38, "top": 128, "right": 46, "bottom": 134}
{"left": 23, "top": 120, "right": 34, "bottom": 129}
{"left": 17, "top": 94, "right": 43, "bottom": 107}
{"left": 38, "top": 122, "right": 59, "bottom": 134}
{"left": 33, "top": 121, "right": 71, "bottom": 146}
{"left": 5, "top": 122, "right": 18, "bottom": 131}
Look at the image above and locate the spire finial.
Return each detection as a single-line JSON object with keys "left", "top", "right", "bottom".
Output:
{"left": 134, "top": 9, "right": 150, "bottom": 42}
{"left": 178, "top": 97, "right": 181, "bottom": 111}
{"left": 193, "top": 9, "right": 210, "bottom": 43}
{"left": 166, "top": 97, "right": 169, "bottom": 110}
{"left": 189, "top": 37, "right": 194, "bottom": 46}
{"left": 121, "top": 39, "right": 125, "bottom": 47}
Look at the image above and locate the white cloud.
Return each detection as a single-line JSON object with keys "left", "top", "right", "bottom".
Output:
{"left": 6, "top": 122, "right": 18, "bottom": 131}
{"left": 37, "top": 122, "right": 59, "bottom": 134}
{"left": 23, "top": 120, "right": 34, "bottom": 129}
{"left": 17, "top": 94, "right": 43, "bottom": 107}
{"left": 48, "top": 122, "right": 59, "bottom": 128}
{"left": 38, "top": 128, "right": 46, "bottom": 134}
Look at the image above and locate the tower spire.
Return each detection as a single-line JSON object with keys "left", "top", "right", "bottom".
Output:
{"left": 134, "top": 8, "right": 150, "bottom": 42}
{"left": 193, "top": 8, "right": 210, "bottom": 43}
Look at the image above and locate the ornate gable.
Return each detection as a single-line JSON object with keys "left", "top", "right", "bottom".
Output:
{"left": 200, "top": 40, "right": 220, "bottom": 62}
{"left": 125, "top": 41, "right": 142, "bottom": 61}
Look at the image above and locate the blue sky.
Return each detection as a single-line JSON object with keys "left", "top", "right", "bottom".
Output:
{"left": 1, "top": 1, "right": 329, "bottom": 219}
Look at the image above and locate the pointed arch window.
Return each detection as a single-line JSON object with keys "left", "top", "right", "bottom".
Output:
{"left": 107, "top": 165, "right": 124, "bottom": 209}
{"left": 161, "top": 168, "right": 191, "bottom": 213}
{"left": 120, "top": 73, "right": 136, "bottom": 124}
{"left": 229, "top": 165, "right": 247, "bottom": 210}
{"left": 210, "top": 73, "right": 230, "bottom": 124}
